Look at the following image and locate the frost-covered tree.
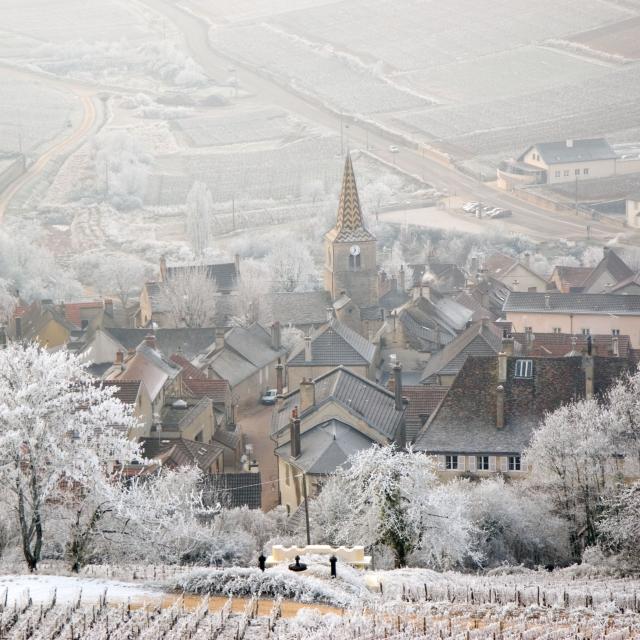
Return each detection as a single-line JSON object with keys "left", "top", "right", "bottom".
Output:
{"left": 525, "top": 398, "right": 617, "bottom": 559}
{"left": 0, "top": 343, "right": 139, "bottom": 571}
{"left": 186, "top": 181, "right": 213, "bottom": 256}
{"left": 598, "top": 481, "right": 640, "bottom": 568}
{"left": 0, "top": 278, "right": 17, "bottom": 326}
{"left": 231, "top": 259, "right": 268, "bottom": 327}
{"left": 160, "top": 266, "right": 217, "bottom": 328}
{"left": 309, "top": 446, "right": 478, "bottom": 569}
{"left": 266, "top": 239, "right": 317, "bottom": 292}
{"left": 604, "top": 370, "right": 640, "bottom": 471}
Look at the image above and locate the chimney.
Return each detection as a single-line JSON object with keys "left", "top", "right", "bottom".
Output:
{"left": 299, "top": 378, "right": 315, "bottom": 412}
{"left": 215, "top": 328, "right": 225, "bottom": 351}
{"left": 234, "top": 253, "right": 241, "bottom": 276}
{"left": 498, "top": 351, "right": 507, "bottom": 383}
{"left": 612, "top": 336, "right": 619, "bottom": 357}
{"left": 501, "top": 334, "right": 515, "bottom": 356}
{"left": 275, "top": 358, "right": 284, "bottom": 395}
{"left": 583, "top": 355, "right": 594, "bottom": 399}
{"left": 15, "top": 316, "right": 22, "bottom": 339}
{"left": 393, "top": 362, "right": 403, "bottom": 412}
{"left": 399, "top": 265, "right": 406, "bottom": 291}
{"left": 159, "top": 255, "right": 167, "bottom": 281}
{"left": 470, "top": 256, "right": 478, "bottom": 275}
{"left": 326, "top": 306, "right": 334, "bottom": 322}
{"left": 523, "top": 252, "right": 530, "bottom": 268}
{"left": 144, "top": 333, "right": 157, "bottom": 350}
{"left": 304, "top": 335, "right": 312, "bottom": 362}
{"left": 271, "top": 321, "right": 281, "bottom": 351}
{"left": 544, "top": 294, "right": 551, "bottom": 309}
{"left": 114, "top": 350, "right": 124, "bottom": 366}
{"left": 104, "top": 298, "right": 114, "bottom": 316}
{"left": 524, "top": 327, "right": 534, "bottom": 354}
{"left": 566, "top": 139, "right": 574, "bottom": 148}
{"left": 587, "top": 334, "right": 593, "bottom": 356}
{"left": 496, "top": 385, "right": 505, "bottom": 429}
{"left": 290, "top": 416, "right": 301, "bottom": 458}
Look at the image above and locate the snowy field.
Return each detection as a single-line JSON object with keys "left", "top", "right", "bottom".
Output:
{"left": 0, "top": 566, "right": 638, "bottom": 639}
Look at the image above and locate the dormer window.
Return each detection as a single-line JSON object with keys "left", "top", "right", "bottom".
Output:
{"left": 514, "top": 359, "right": 533, "bottom": 378}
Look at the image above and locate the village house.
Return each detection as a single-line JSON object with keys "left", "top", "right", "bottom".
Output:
{"left": 548, "top": 266, "right": 594, "bottom": 293}
{"left": 409, "top": 262, "right": 467, "bottom": 295}
{"left": 579, "top": 248, "right": 634, "bottom": 293}
{"left": 479, "top": 253, "right": 548, "bottom": 293}
{"left": 196, "top": 322, "right": 285, "bottom": 406}
{"left": 415, "top": 346, "right": 630, "bottom": 477}
{"left": 270, "top": 365, "right": 407, "bottom": 513}
{"left": 502, "top": 292, "right": 640, "bottom": 344}
{"left": 139, "top": 437, "right": 225, "bottom": 475}
{"left": 257, "top": 291, "right": 333, "bottom": 334}
{"left": 100, "top": 379, "right": 153, "bottom": 439}
{"left": 498, "top": 138, "right": 618, "bottom": 188}
{"left": 626, "top": 194, "right": 640, "bottom": 229}
{"left": 286, "top": 318, "right": 378, "bottom": 390}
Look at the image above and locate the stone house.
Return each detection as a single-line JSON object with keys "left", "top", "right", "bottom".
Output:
{"left": 271, "top": 366, "right": 407, "bottom": 513}
{"left": 481, "top": 253, "right": 548, "bottom": 293}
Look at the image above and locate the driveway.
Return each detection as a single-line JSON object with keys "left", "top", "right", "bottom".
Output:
{"left": 237, "top": 404, "right": 280, "bottom": 511}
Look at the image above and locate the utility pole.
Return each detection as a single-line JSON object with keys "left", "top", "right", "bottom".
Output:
{"left": 302, "top": 473, "right": 311, "bottom": 545}
{"left": 575, "top": 175, "right": 579, "bottom": 215}
{"left": 340, "top": 113, "right": 344, "bottom": 155}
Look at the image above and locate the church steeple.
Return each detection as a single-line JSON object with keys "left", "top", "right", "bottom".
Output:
{"left": 334, "top": 154, "right": 375, "bottom": 242}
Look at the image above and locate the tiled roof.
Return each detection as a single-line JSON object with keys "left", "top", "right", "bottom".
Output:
{"left": 550, "top": 266, "right": 592, "bottom": 291}
{"left": 101, "top": 379, "right": 142, "bottom": 405}
{"left": 161, "top": 397, "right": 210, "bottom": 430}
{"left": 224, "top": 323, "right": 282, "bottom": 369}
{"left": 331, "top": 154, "right": 375, "bottom": 243}
{"left": 207, "top": 473, "right": 261, "bottom": 509}
{"left": 511, "top": 332, "right": 631, "bottom": 359}
{"left": 379, "top": 287, "right": 410, "bottom": 310}
{"left": 287, "top": 319, "right": 376, "bottom": 367}
{"left": 272, "top": 366, "right": 404, "bottom": 442}
{"left": 212, "top": 428, "right": 241, "bottom": 450}
{"left": 482, "top": 253, "right": 517, "bottom": 277}
{"left": 165, "top": 261, "right": 238, "bottom": 291}
{"left": 420, "top": 320, "right": 506, "bottom": 383}
{"left": 61, "top": 301, "right": 104, "bottom": 328}
{"left": 454, "top": 291, "right": 492, "bottom": 321}
{"left": 410, "top": 263, "right": 466, "bottom": 292}
{"left": 257, "top": 291, "right": 331, "bottom": 328}
{"left": 401, "top": 386, "right": 449, "bottom": 443}
{"left": 275, "top": 419, "right": 373, "bottom": 474}
{"left": 141, "top": 437, "right": 224, "bottom": 472}
{"left": 170, "top": 353, "right": 207, "bottom": 380}
{"left": 581, "top": 250, "right": 634, "bottom": 292}
{"left": 610, "top": 272, "right": 640, "bottom": 293}
{"left": 523, "top": 138, "right": 617, "bottom": 165}
{"left": 503, "top": 292, "right": 640, "bottom": 315}
{"left": 107, "top": 328, "right": 217, "bottom": 361}
{"left": 186, "top": 379, "right": 230, "bottom": 404}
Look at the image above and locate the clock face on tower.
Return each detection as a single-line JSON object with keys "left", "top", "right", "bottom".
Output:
{"left": 349, "top": 244, "right": 361, "bottom": 256}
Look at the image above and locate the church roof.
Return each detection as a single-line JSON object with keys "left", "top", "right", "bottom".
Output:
{"left": 332, "top": 155, "right": 375, "bottom": 243}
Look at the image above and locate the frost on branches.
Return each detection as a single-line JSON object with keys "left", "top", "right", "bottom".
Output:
{"left": 308, "top": 445, "right": 478, "bottom": 569}
{"left": 0, "top": 343, "right": 139, "bottom": 572}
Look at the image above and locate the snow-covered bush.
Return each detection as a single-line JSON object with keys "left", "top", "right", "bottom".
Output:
{"left": 598, "top": 482, "right": 640, "bottom": 571}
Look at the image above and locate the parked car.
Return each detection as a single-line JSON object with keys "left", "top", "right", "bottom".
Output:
{"left": 489, "top": 209, "right": 513, "bottom": 219}
{"left": 484, "top": 207, "right": 503, "bottom": 216}
{"left": 261, "top": 389, "right": 278, "bottom": 405}
{"left": 389, "top": 145, "right": 399, "bottom": 153}
{"left": 462, "top": 201, "right": 479, "bottom": 212}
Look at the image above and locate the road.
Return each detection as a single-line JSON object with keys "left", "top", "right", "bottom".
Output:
{"left": 142, "top": 0, "right": 623, "bottom": 243}
{"left": 0, "top": 67, "right": 99, "bottom": 222}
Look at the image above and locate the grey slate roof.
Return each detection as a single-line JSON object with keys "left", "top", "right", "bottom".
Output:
{"left": 415, "top": 355, "right": 586, "bottom": 455}
{"left": 287, "top": 319, "right": 376, "bottom": 367}
{"left": 106, "top": 328, "right": 217, "bottom": 361}
{"left": 521, "top": 138, "right": 617, "bottom": 165}
{"left": 212, "top": 428, "right": 241, "bottom": 450}
{"left": 503, "top": 292, "right": 640, "bottom": 315}
{"left": 257, "top": 291, "right": 332, "bottom": 328}
{"left": 420, "top": 320, "right": 505, "bottom": 383}
{"left": 275, "top": 419, "right": 373, "bottom": 474}
{"left": 166, "top": 262, "right": 238, "bottom": 291}
{"left": 272, "top": 366, "right": 404, "bottom": 442}
{"left": 580, "top": 249, "right": 633, "bottom": 292}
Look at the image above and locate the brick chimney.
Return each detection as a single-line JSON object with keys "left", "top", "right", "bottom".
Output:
{"left": 114, "top": 350, "right": 124, "bottom": 366}
{"left": 498, "top": 351, "right": 507, "bottom": 384}
{"left": 215, "top": 328, "right": 225, "bottom": 351}
{"left": 304, "top": 335, "right": 312, "bottom": 362}
{"left": 612, "top": 336, "right": 619, "bottom": 357}
{"left": 583, "top": 355, "right": 594, "bottom": 399}
{"left": 496, "top": 384, "right": 505, "bottom": 429}
{"left": 544, "top": 294, "right": 551, "bottom": 309}
{"left": 275, "top": 358, "right": 284, "bottom": 395}
{"left": 104, "top": 298, "right": 114, "bottom": 317}
{"left": 271, "top": 321, "right": 281, "bottom": 351}
{"left": 144, "top": 333, "right": 157, "bottom": 350}
{"left": 501, "top": 333, "right": 515, "bottom": 356}
{"left": 290, "top": 415, "right": 301, "bottom": 458}
{"left": 299, "top": 377, "right": 315, "bottom": 412}
{"left": 393, "top": 361, "right": 403, "bottom": 412}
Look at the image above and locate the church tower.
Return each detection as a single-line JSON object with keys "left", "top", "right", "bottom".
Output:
{"left": 324, "top": 155, "right": 378, "bottom": 309}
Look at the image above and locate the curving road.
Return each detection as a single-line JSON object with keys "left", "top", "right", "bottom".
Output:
{"left": 143, "top": 0, "right": 625, "bottom": 243}
{"left": 0, "top": 69, "right": 98, "bottom": 223}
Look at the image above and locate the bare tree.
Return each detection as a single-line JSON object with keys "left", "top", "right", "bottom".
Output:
{"left": 186, "top": 181, "right": 213, "bottom": 257}
{"left": 266, "top": 239, "right": 317, "bottom": 292}
{"left": 231, "top": 259, "right": 268, "bottom": 327}
{"left": 95, "top": 254, "right": 152, "bottom": 308}
{"left": 160, "top": 265, "right": 217, "bottom": 328}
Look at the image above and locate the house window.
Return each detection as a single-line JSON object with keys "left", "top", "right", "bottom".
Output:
{"left": 583, "top": 168, "right": 589, "bottom": 175}
{"left": 476, "top": 455, "right": 490, "bottom": 471}
{"left": 348, "top": 254, "right": 361, "bottom": 269}
{"left": 564, "top": 170, "right": 570, "bottom": 177}
{"left": 555, "top": 170, "right": 560, "bottom": 178}
{"left": 582, "top": 328, "right": 591, "bottom": 336}
{"left": 514, "top": 359, "right": 533, "bottom": 378}
{"left": 445, "top": 455, "right": 458, "bottom": 470}
{"left": 612, "top": 329, "right": 620, "bottom": 336}
{"left": 508, "top": 455, "right": 521, "bottom": 471}
{"left": 553, "top": 327, "right": 562, "bottom": 334}
{"left": 575, "top": 169, "right": 580, "bottom": 176}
